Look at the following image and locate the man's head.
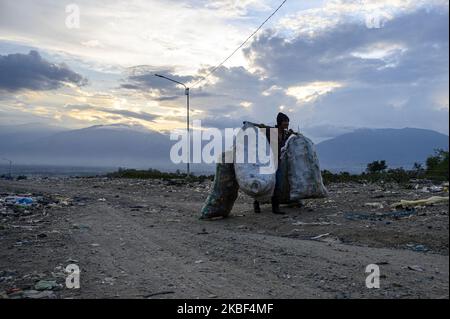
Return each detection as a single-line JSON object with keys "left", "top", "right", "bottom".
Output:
{"left": 276, "top": 112, "right": 290, "bottom": 130}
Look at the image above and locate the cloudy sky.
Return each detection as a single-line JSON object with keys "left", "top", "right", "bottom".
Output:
{"left": 0, "top": 0, "right": 448, "bottom": 141}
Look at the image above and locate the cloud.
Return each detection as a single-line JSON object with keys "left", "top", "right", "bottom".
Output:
{"left": 232, "top": 8, "right": 449, "bottom": 135}
{"left": 245, "top": 9, "right": 448, "bottom": 85}
{"left": 0, "top": 1, "right": 448, "bottom": 141}
{"left": 286, "top": 82, "right": 344, "bottom": 103}
{"left": 64, "top": 104, "right": 157, "bottom": 123}
{"left": 204, "top": 0, "right": 270, "bottom": 17}
{"left": 0, "top": 50, "right": 86, "bottom": 92}
{"left": 0, "top": 0, "right": 261, "bottom": 73}
{"left": 124, "top": 66, "right": 194, "bottom": 90}
{"left": 278, "top": 0, "right": 449, "bottom": 38}
{"left": 169, "top": 7, "right": 448, "bottom": 140}
{"left": 120, "top": 66, "right": 200, "bottom": 102}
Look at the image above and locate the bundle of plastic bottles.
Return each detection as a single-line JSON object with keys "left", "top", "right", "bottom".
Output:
{"left": 200, "top": 122, "right": 327, "bottom": 219}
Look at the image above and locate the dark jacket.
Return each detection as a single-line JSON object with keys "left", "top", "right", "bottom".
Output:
{"left": 265, "top": 126, "right": 291, "bottom": 162}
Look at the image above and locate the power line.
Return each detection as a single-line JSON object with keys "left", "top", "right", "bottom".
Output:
{"left": 191, "top": 0, "right": 288, "bottom": 88}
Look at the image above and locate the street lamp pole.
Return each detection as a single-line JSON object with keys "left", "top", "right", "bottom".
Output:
{"left": 186, "top": 87, "right": 190, "bottom": 177}
{"left": 154, "top": 74, "right": 190, "bottom": 177}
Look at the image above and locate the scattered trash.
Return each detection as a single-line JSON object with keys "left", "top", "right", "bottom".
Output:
{"left": 344, "top": 209, "right": 416, "bottom": 221}
{"left": 7, "top": 287, "right": 22, "bottom": 295}
{"left": 23, "top": 290, "right": 57, "bottom": 299}
{"left": 292, "top": 221, "right": 336, "bottom": 226}
{"left": 364, "top": 202, "right": 384, "bottom": 209}
{"left": 34, "top": 280, "right": 61, "bottom": 291}
{"left": 15, "top": 197, "right": 34, "bottom": 206}
{"left": 72, "top": 223, "right": 90, "bottom": 230}
{"left": 405, "top": 265, "right": 425, "bottom": 272}
{"left": 391, "top": 196, "right": 449, "bottom": 209}
{"left": 197, "top": 228, "right": 209, "bottom": 235}
{"left": 66, "top": 258, "right": 79, "bottom": 263}
{"left": 0, "top": 176, "right": 447, "bottom": 299}
{"left": 0, "top": 270, "right": 17, "bottom": 280}
{"left": 4, "top": 196, "right": 34, "bottom": 206}
{"left": 0, "top": 193, "right": 73, "bottom": 220}
{"left": 420, "top": 185, "right": 445, "bottom": 193}
{"left": 311, "top": 233, "right": 330, "bottom": 240}
{"left": 406, "top": 244, "right": 429, "bottom": 252}
{"left": 144, "top": 291, "right": 175, "bottom": 298}
{"left": 4, "top": 288, "right": 23, "bottom": 299}
{"left": 102, "top": 277, "right": 116, "bottom": 285}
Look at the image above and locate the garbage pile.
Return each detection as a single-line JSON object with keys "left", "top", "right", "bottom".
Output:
{"left": 0, "top": 193, "right": 73, "bottom": 299}
{"left": 0, "top": 270, "right": 67, "bottom": 299}
{"left": 1, "top": 194, "right": 38, "bottom": 218}
{"left": 0, "top": 193, "right": 72, "bottom": 219}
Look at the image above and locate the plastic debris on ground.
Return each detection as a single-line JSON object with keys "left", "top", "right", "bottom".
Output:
{"left": 344, "top": 209, "right": 417, "bottom": 221}
{"left": 34, "top": 280, "right": 62, "bottom": 291}
{"left": 390, "top": 196, "right": 449, "bottom": 209}
{"left": 364, "top": 202, "right": 384, "bottom": 209}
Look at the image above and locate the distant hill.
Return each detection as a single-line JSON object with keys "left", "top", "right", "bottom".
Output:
{"left": 0, "top": 123, "right": 66, "bottom": 149}
{"left": 1, "top": 124, "right": 448, "bottom": 174}
{"left": 0, "top": 124, "right": 174, "bottom": 170}
{"left": 316, "top": 128, "right": 449, "bottom": 172}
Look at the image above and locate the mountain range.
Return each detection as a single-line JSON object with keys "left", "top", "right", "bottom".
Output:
{"left": 316, "top": 127, "right": 449, "bottom": 172}
{"left": 0, "top": 123, "right": 448, "bottom": 174}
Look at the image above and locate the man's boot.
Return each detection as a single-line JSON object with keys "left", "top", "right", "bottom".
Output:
{"left": 253, "top": 200, "right": 261, "bottom": 214}
{"left": 271, "top": 196, "right": 285, "bottom": 215}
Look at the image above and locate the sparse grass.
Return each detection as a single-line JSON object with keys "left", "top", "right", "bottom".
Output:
{"left": 106, "top": 168, "right": 213, "bottom": 183}
{"left": 321, "top": 168, "right": 447, "bottom": 185}
{"left": 107, "top": 165, "right": 447, "bottom": 186}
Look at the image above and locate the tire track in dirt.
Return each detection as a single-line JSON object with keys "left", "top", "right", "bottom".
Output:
{"left": 64, "top": 202, "right": 327, "bottom": 298}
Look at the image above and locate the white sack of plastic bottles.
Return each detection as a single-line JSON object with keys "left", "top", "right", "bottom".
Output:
{"left": 233, "top": 122, "right": 276, "bottom": 202}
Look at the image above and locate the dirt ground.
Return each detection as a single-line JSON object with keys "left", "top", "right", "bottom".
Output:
{"left": 0, "top": 177, "right": 448, "bottom": 299}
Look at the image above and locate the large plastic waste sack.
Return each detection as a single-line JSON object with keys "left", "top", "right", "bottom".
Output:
{"left": 282, "top": 133, "right": 328, "bottom": 200}
{"left": 200, "top": 151, "right": 239, "bottom": 219}
{"left": 234, "top": 122, "right": 276, "bottom": 202}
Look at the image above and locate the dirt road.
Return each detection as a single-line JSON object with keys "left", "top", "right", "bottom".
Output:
{"left": 0, "top": 178, "right": 448, "bottom": 299}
